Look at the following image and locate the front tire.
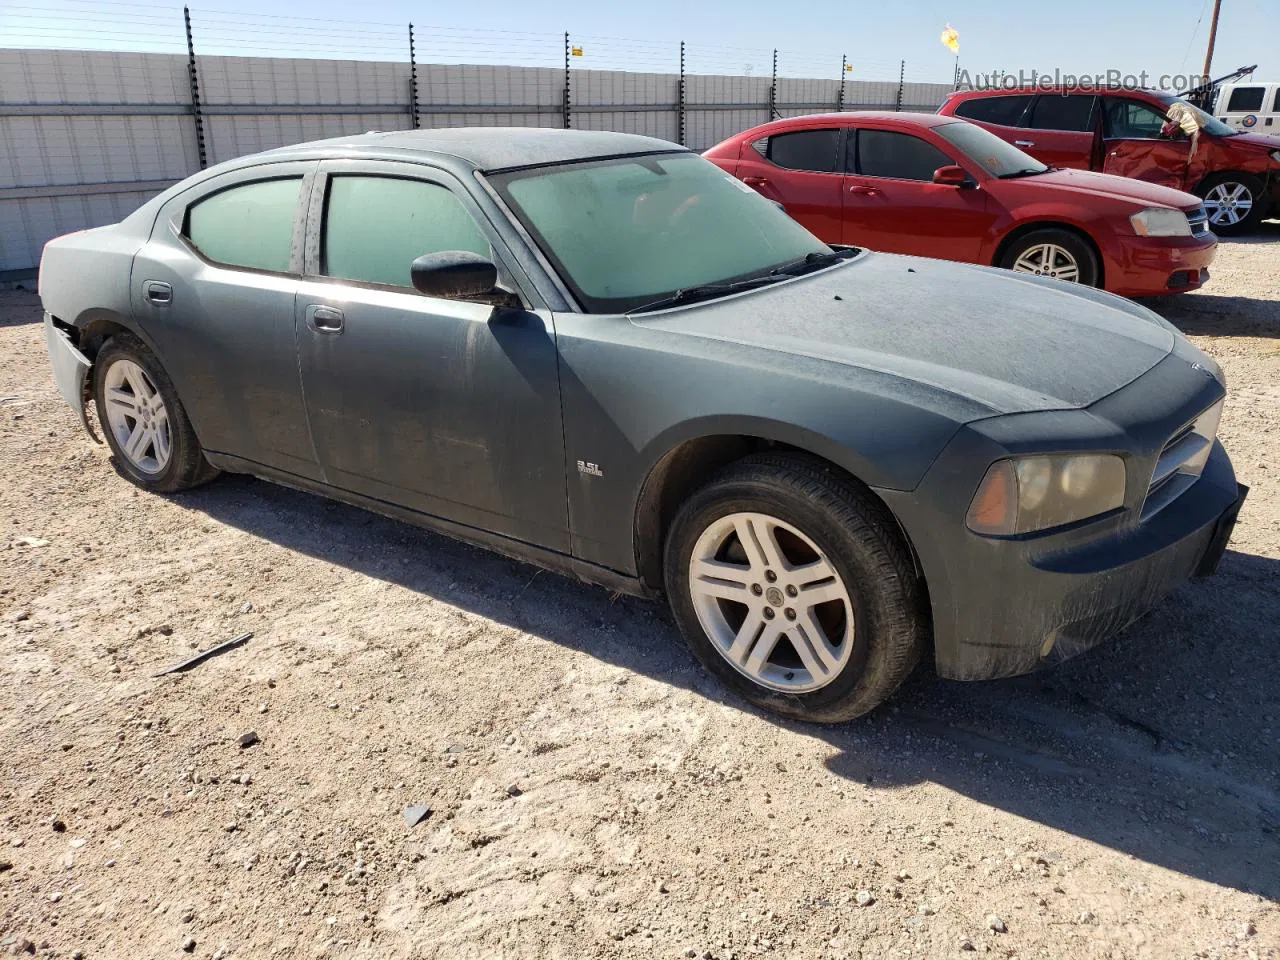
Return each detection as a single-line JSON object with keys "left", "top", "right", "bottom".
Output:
{"left": 92, "top": 332, "right": 218, "bottom": 493}
{"left": 999, "top": 228, "right": 1099, "bottom": 287}
{"left": 664, "top": 453, "right": 927, "bottom": 723}
{"left": 1197, "top": 172, "right": 1266, "bottom": 235}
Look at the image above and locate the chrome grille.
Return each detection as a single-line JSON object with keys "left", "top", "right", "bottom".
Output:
{"left": 1141, "top": 400, "right": 1223, "bottom": 521}
{"left": 1187, "top": 206, "right": 1212, "bottom": 237}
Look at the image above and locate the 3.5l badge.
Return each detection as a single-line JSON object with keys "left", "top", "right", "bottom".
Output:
{"left": 577, "top": 459, "right": 604, "bottom": 478}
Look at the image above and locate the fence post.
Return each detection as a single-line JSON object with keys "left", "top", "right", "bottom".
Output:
{"left": 678, "top": 41, "right": 686, "bottom": 146}
{"left": 408, "top": 23, "right": 420, "bottom": 129}
{"left": 894, "top": 59, "right": 904, "bottom": 111}
{"left": 563, "top": 32, "right": 572, "bottom": 129}
{"left": 769, "top": 48, "right": 778, "bottom": 119}
{"left": 183, "top": 5, "right": 207, "bottom": 170}
{"left": 838, "top": 55, "right": 846, "bottom": 111}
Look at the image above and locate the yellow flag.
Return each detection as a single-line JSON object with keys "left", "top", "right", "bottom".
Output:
{"left": 940, "top": 24, "right": 959, "bottom": 55}
{"left": 844, "top": 63, "right": 854, "bottom": 73}
{"left": 571, "top": 46, "right": 584, "bottom": 57}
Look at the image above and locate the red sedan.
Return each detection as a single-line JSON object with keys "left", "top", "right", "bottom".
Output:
{"left": 704, "top": 113, "right": 1217, "bottom": 297}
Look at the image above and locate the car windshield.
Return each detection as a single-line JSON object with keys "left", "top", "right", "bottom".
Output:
{"left": 1153, "top": 93, "right": 1240, "bottom": 137}
{"left": 489, "top": 153, "right": 831, "bottom": 313}
{"left": 933, "top": 120, "right": 1049, "bottom": 178}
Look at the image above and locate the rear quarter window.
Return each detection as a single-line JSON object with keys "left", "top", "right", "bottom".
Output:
{"left": 185, "top": 177, "right": 302, "bottom": 273}
{"left": 952, "top": 95, "right": 1032, "bottom": 127}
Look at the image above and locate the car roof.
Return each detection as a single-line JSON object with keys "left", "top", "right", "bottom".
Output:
{"left": 257, "top": 127, "right": 686, "bottom": 172}
{"left": 949, "top": 87, "right": 1169, "bottom": 100}
{"left": 740, "top": 111, "right": 958, "bottom": 138}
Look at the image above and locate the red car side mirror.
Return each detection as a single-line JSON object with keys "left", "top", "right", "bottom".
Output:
{"left": 933, "top": 165, "right": 972, "bottom": 187}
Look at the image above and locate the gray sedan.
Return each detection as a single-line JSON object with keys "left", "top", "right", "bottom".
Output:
{"left": 39, "top": 128, "right": 1246, "bottom": 722}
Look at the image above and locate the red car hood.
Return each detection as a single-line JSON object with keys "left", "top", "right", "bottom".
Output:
{"left": 1026, "top": 168, "right": 1202, "bottom": 210}
{"left": 1224, "top": 130, "right": 1280, "bottom": 150}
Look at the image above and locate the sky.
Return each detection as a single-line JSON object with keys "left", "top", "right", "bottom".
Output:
{"left": 2, "top": 0, "right": 1274, "bottom": 89}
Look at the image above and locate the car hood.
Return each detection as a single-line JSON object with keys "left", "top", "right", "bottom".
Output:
{"left": 1022, "top": 167, "right": 1202, "bottom": 209}
{"left": 636, "top": 252, "right": 1177, "bottom": 417}
{"left": 1223, "top": 130, "right": 1280, "bottom": 150}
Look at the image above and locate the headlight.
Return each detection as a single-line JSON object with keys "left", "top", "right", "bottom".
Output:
{"left": 1130, "top": 207, "right": 1191, "bottom": 237}
{"left": 967, "top": 454, "right": 1126, "bottom": 536}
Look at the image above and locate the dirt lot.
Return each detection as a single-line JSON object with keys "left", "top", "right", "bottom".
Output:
{"left": 2, "top": 233, "right": 1278, "bottom": 960}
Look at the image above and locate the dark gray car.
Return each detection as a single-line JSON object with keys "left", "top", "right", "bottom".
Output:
{"left": 39, "top": 128, "right": 1246, "bottom": 722}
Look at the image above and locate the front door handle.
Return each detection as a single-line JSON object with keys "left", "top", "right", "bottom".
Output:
{"left": 307, "top": 304, "right": 345, "bottom": 334}
{"left": 848, "top": 184, "right": 881, "bottom": 196}
{"left": 1014, "top": 139, "right": 1035, "bottom": 147}
{"left": 742, "top": 176, "right": 770, "bottom": 187}
{"left": 144, "top": 280, "right": 172, "bottom": 305}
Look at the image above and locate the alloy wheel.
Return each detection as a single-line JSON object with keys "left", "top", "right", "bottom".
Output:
{"left": 102, "top": 359, "right": 171, "bottom": 475}
{"left": 1011, "top": 243, "right": 1080, "bottom": 282}
{"left": 1203, "top": 181, "right": 1254, "bottom": 227}
{"left": 687, "top": 511, "right": 855, "bottom": 693}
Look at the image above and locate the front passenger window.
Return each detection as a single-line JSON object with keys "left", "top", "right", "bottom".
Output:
{"left": 186, "top": 177, "right": 302, "bottom": 273}
{"left": 1103, "top": 99, "right": 1170, "bottom": 139}
{"left": 322, "top": 175, "right": 490, "bottom": 289}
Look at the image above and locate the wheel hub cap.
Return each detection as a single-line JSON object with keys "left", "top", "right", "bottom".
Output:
{"left": 1205, "top": 182, "right": 1252, "bottom": 226}
{"left": 688, "top": 512, "right": 855, "bottom": 693}
{"left": 102, "top": 359, "right": 171, "bottom": 475}
{"left": 1012, "top": 243, "right": 1080, "bottom": 283}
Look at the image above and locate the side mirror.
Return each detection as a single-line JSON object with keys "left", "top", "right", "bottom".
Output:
{"left": 410, "top": 251, "right": 498, "bottom": 299}
{"left": 933, "top": 165, "right": 973, "bottom": 187}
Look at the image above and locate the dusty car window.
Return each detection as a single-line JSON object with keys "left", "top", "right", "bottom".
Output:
{"left": 322, "top": 176, "right": 489, "bottom": 289}
{"left": 1028, "top": 94, "right": 1097, "bottom": 132}
{"left": 952, "top": 95, "right": 1032, "bottom": 127}
{"left": 935, "top": 121, "right": 1048, "bottom": 177}
{"left": 853, "top": 130, "right": 953, "bottom": 182}
{"left": 492, "top": 153, "right": 828, "bottom": 313}
{"left": 186, "top": 177, "right": 302, "bottom": 273}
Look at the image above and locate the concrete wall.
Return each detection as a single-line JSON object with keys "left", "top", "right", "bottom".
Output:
{"left": 0, "top": 47, "right": 954, "bottom": 275}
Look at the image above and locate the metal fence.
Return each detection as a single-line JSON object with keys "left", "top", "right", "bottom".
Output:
{"left": 0, "top": 12, "right": 955, "bottom": 277}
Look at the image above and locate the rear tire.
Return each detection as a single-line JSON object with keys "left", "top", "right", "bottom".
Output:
{"left": 1196, "top": 172, "right": 1266, "bottom": 235}
{"left": 92, "top": 332, "right": 219, "bottom": 493}
{"left": 999, "top": 228, "right": 1100, "bottom": 287}
{"left": 663, "top": 453, "right": 927, "bottom": 723}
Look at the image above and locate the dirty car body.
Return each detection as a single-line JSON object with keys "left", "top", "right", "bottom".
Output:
{"left": 40, "top": 128, "right": 1245, "bottom": 707}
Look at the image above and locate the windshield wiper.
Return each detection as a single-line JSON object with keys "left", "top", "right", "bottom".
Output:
{"left": 627, "top": 275, "right": 786, "bottom": 314}
{"left": 769, "top": 247, "right": 859, "bottom": 277}
{"left": 627, "top": 248, "right": 858, "bottom": 315}
{"left": 998, "top": 167, "right": 1050, "bottom": 179}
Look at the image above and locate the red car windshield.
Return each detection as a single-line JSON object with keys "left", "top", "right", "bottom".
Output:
{"left": 1152, "top": 94, "right": 1239, "bottom": 137}
{"left": 934, "top": 121, "right": 1049, "bottom": 178}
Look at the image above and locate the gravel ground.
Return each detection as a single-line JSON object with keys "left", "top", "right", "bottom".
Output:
{"left": 1, "top": 233, "right": 1278, "bottom": 960}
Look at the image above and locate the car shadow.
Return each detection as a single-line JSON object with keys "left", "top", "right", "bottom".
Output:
{"left": 1138, "top": 292, "right": 1280, "bottom": 338}
{"left": 181, "top": 473, "right": 1280, "bottom": 901}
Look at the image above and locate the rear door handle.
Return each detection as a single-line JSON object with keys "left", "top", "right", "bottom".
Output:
{"left": 1014, "top": 139, "right": 1035, "bottom": 147}
{"left": 848, "top": 184, "right": 881, "bottom": 196}
{"left": 144, "top": 280, "right": 172, "bottom": 305}
{"left": 742, "top": 176, "right": 770, "bottom": 187}
{"left": 306, "top": 304, "right": 344, "bottom": 334}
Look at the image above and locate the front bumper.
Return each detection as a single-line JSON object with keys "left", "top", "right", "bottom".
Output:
{"left": 1104, "top": 232, "right": 1217, "bottom": 298}
{"left": 882, "top": 350, "right": 1243, "bottom": 681}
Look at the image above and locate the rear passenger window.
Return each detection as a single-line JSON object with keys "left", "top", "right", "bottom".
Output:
{"left": 1226, "top": 87, "right": 1265, "bottom": 112}
{"left": 1028, "top": 94, "right": 1097, "bottom": 132}
{"left": 952, "top": 95, "right": 1032, "bottom": 127}
{"left": 322, "top": 175, "right": 489, "bottom": 289}
{"left": 186, "top": 177, "right": 302, "bottom": 273}
{"left": 761, "top": 129, "right": 841, "bottom": 173}
{"left": 853, "top": 130, "right": 953, "bottom": 181}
